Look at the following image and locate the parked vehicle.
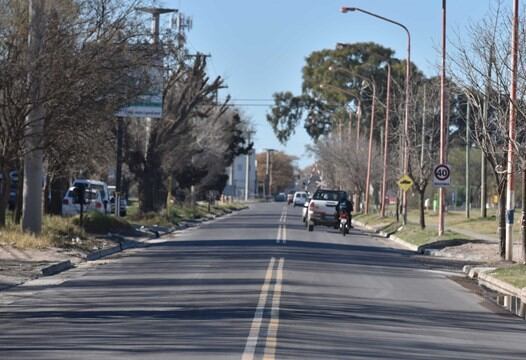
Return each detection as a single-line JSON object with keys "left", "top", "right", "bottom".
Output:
{"left": 108, "top": 185, "right": 127, "bottom": 216}
{"left": 72, "top": 179, "right": 110, "bottom": 214}
{"left": 306, "top": 189, "right": 347, "bottom": 232}
{"left": 62, "top": 186, "right": 105, "bottom": 216}
{"left": 339, "top": 209, "right": 350, "bottom": 236}
{"left": 293, "top": 191, "right": 308, "bottom": 207}
{"left": 274, "top": 192, "right": 286, "bottom": 202}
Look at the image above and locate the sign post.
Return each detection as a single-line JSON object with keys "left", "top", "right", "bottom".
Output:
{"left": 433, "top": 164, "right": 451, "bottom": 187}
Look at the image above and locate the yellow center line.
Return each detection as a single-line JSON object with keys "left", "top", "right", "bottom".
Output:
{"left": 242, "top": 257, "right": 275, "bottom": 360}
{"left": 263, "top": 257, "right": 285, "bottom": 360}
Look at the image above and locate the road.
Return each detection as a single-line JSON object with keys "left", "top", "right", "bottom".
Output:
{"left": 0, "top": 202, "right": 524, "bottom": 359}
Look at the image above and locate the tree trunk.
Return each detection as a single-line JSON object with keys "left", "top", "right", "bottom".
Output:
{"left": 139, "top": 148, "right": 165, "bottom": 213}
{"left": 498, "top": 178, "right": 507, "bottom": 259}
{"left": 419, "top": 187, "right": 426, "bottom": 229}
{"left": 48, "top": 175, "right": 68, "bottom": 215}
{"left": 14, "top": 167, "right": 24, "bottom": 224}
{"left": 0, "top": 167, "right": 10, "bottom": 228}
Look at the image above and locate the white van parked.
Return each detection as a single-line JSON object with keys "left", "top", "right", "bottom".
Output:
{"left": 71, "top": 179, "right": 110, "bottom": 214}
{"left": 62, "top": 186, "right": 105, "bottom": 216}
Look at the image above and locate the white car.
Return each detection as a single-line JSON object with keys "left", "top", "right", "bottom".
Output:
{"left": 293, "top": 191, "right": 308, "bottom": 207}
{"left": 306, "top": 189, "right": 346, "bottom": 232}
{"left": 72, "top": 179, "right": 110, "bottom": 214}
{"left": 62, "top": 186, "right": 106, "bottom": 216}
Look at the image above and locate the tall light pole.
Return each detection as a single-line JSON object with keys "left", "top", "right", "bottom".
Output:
{"left": 360, "top": 78, "right": 376, "bottom": 215}
{"left": 465, "top": 98, "right": 471, "bottom": 219}
{"left": 438, "top": 0, "right": 448, "bottom": 236}
{"left": 381, "top": 64, "right": 392, "bottom": 218}
{"left": 506, "top": 0, "right": 519, "bottom": 261}
{"left": 341, "top": 6, "right": 411, "bottom": 224}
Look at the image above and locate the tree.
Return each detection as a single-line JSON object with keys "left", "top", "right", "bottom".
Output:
{"left": 0, "top": 0, "right": 155, "bottom": 227}
{"left": 256, "top": 151, "right": 296, "bottom": 195}
{"left": 266, "top": 42, "right": 419, "bottom": 144}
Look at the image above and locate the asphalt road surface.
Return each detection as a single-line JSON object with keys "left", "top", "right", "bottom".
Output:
{"left": 0, "top": 202, "right": 525, "bottom": 359}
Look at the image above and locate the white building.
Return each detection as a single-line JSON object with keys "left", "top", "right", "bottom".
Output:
{"left": 224, "top": 152, "right": 257, "bottom": 200}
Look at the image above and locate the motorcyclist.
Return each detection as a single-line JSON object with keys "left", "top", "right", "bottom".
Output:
{"left": 335, "top": 194, "right": 354, "bottom": 228}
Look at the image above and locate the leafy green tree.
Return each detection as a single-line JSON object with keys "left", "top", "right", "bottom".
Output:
{"left": 267, "top": 42, "right": 418, "bottom": 143}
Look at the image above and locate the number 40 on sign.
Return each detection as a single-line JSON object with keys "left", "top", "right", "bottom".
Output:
{"left": 433, "top": 164, "right": 451, "bottom": 187}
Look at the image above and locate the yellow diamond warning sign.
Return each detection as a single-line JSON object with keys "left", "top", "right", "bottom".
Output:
{"left": 398, "top": 175, "right": 414, "bottom": 192}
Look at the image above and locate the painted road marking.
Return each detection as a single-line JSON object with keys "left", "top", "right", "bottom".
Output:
{"left": 263, "top": 257, "right": 285, "bottom": 360}
{"left": 277, "top": 207, "right": 287, "bottom": 244}
{"left": 242, "top": 257, "right": 275, "bottom": 360}
{"left": 276, "top": 225, "right": 283, "bottom": 244}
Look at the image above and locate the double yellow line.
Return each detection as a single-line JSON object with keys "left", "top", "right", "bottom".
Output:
{"left": 242, "top": 257, "right": 285, "bottom": 360}
{"left": 277, "top": 206, "right": 287, "bottom": 244}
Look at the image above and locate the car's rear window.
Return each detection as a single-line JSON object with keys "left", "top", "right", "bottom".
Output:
{"left": 313, "top": 191, "right": 340, "bottom": 201}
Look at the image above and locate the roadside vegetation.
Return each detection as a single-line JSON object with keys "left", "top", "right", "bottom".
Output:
{"left": 490, "top": 266, "right": 526, "bottom": 289}
{"left": 0, "top": 202, "right": 247, "bottom": 252}
{"left": 354, "top": 210, "right": 473, "bottom": 247}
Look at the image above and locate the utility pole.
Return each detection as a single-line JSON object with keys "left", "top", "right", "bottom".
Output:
{"left": 465, "top": 99, "right": 470, "bottom": 219}
{"left": 506, "top": 0, "right": 519, "bottom": 261}
{"left": 244, "top": 131, "right": 254, "bottom": 201}
{"left": 481, "top": 48, "right": 493, "bottom": 218}
{"left": 22, "top": 0, "right": 46, "bottom": 234}
{"left": 264, "top": 149, "right": 275, "bottom": 199}
{"left": 438, "top": 0, "right": 448, "bottom": 236}
{"left": 380, "top": 64, "right": 391, "bottom": 218}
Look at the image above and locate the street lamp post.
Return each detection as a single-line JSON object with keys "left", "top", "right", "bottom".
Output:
{"left": 341, "top": 6, "right": 411, "bottom": 224}
{"left": 380, "top": 64, "right": 392, "bottom": 218}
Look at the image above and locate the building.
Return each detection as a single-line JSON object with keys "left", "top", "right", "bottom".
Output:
{"left": 224, "top": 152, "right": 257, "bottom": 200}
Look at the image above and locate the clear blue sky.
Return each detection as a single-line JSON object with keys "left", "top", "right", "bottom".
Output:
{"left": 164, "top": 0, "right": 499, "bottom": 168}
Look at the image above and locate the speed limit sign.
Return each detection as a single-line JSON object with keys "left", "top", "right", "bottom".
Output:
{"left": 433, "top": 164, "right": 451, "bottom": 187}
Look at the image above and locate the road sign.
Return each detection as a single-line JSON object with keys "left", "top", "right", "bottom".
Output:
{"left": 433, "top": 164, "right": 451, "bottom": 187}
{"left": 398, "top": 175, "right": 413, "bottom": 192}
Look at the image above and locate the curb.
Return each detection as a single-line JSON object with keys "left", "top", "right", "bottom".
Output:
{"left": 389, "top": 235, "right": 419, "bottom": 252}
{"left": 41, "top": 260, "right": 73, "bottom": 276}
{"left": 463, "top": 266, "right": 526, "bottom": 302}
{"left": 352, "top": 219, "right": 418, "bottom": 252}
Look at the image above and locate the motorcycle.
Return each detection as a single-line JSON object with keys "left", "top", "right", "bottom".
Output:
{"left": 339, "top": 210, "right": 350, "bottom": 236}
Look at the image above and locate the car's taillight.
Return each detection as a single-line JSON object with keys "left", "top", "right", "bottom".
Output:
{"left": 63, "top": 199, "right": 69, "bottom": 205}
{"left": 309, "top": 202, "right": 316, "bottom": 210}
{"left": 95, "top": 202, "right": 102, "bottom": 209}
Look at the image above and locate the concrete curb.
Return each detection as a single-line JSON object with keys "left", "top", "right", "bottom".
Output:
{"left": 352, "top": 219, "right": 419, "bottom": 252}
{"left": 41, "top": 260, "right": 73, "bottom": 276}
{"left": 463, "top": 266, "right": 526, "bottom": 302}
{"left": 389, "top": 235, "right": 419, "bottom": 252}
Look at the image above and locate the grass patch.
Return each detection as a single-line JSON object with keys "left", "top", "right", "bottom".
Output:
{"left": 354, "top": 212, "right": 397, "bottom": 232}
{"left": 0, "top": 226, "right": 53, "bottom": 249}
{"left": 396, "top": 224, "right": 472, "bottom": 247}
{"left": 128, "top": 202, "right": 246, "bottom": 227}
{"left": 491, "top": 265, "right": 526, "bottom": 289}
